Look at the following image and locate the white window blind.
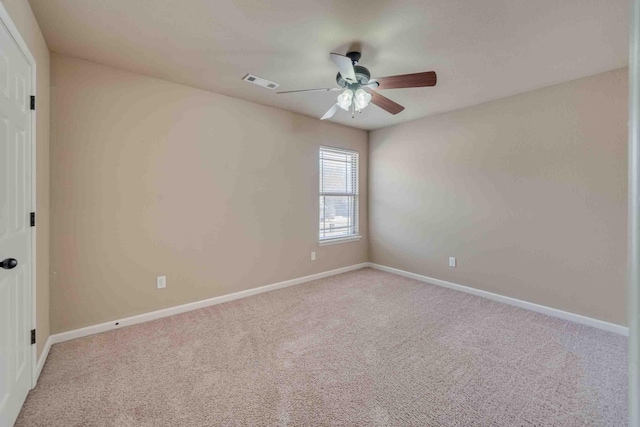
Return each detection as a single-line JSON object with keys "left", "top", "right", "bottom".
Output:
{"left": 319, "top": 146, "right": 359, "bottom": 241}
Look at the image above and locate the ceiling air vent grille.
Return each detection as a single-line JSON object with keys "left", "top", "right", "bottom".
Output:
{"left": 242, "top": 74, "right": 279, "bottom": 90}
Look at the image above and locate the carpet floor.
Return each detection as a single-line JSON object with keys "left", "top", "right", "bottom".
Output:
{"left": 17, "top": 268, "right": 627, "bottom": 426}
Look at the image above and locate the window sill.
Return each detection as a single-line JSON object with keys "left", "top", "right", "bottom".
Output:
{"left": 318, "top": 235, "right": 362, "bottom": 246}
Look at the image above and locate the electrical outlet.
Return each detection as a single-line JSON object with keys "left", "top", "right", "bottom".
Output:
{"left": 311, "top": 251, "right": 316, "bottom": 261}
{"left": 157, "top": 276, "right": 166, "bottom": 289}
{"left": 449, "top": 257, "right": 456, "bottom": 267}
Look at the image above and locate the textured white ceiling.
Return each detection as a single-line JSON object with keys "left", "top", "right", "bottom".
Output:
{"left": 29, "top": 0, "right": 628, "bottom": 130}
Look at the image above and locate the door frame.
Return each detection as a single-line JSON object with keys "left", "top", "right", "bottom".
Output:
{"left": 630, "top": 0, "right": 640, "bottom": 424}
{"left": 0, "top": 1, "right": 38, "bottom": 389}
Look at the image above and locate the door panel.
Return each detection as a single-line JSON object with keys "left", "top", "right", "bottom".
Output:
{"left": 0, "top": 14, "right": 32, "bottom": 427}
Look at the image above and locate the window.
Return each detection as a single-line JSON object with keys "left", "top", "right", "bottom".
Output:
{"left": 319, "top": 146, "right": 360, "bottom": 244}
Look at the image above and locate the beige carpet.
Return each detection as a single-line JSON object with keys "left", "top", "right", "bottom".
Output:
{"left": 17, "top": 268, "right": 627, "bottom": 426}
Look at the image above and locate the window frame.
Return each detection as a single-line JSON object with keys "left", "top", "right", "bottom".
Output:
{"left": 318, "top": 146, "right": 361, "bottom": 245}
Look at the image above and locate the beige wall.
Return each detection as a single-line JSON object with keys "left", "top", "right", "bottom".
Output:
{"left": 369, "top": 69, "right": 628, "bottom": 325}
{"left": 50, "top": 54, "right": 368, "bottom": 333}
{"left": 1, "top": 0, "right": 50, "bottom": 358}
{"left": 45, "top": 49, "right": 627, "bottom": 332}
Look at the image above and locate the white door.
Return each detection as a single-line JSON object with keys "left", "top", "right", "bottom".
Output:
{"left": 0, "top": 14, "right": 33, "bottom": 427}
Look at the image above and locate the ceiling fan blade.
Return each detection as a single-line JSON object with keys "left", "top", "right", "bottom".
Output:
{"left": 330, "top": 53, "right": 357, "bottom": 83}
{"left": 373, "top": 71, "right": 437, "bottom": 90}
{"left": 277, "top": 87, "right": 341, "bottom": 94}
{"left": 369, "top": 91, "right": 405, "bottom": 115}
{"left": 321, "top": 103, "right": 340, "bottom": 120}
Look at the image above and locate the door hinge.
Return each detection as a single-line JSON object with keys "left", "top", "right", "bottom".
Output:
{"left": 31, "top": 329, "right": 36, "bottom": 345}
{"left": 30, "top": 95, "right": 35, "bottom": 111}
{"left": 30, "top": 212, "right": 35, "bottom": 227}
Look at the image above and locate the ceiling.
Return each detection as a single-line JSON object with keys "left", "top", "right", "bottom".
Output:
{"left": 29, "top": 0, "right": 628, "bottom": 130}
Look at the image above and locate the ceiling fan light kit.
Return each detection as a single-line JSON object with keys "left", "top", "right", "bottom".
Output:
{"left": 337, "top": 89, "right": 353, "bottom": 111}
{"left": 354, "top": 89, "right": 372, "bottom": 111}
{"left": 276, "top": 50, "right": 437, "bottom": 120}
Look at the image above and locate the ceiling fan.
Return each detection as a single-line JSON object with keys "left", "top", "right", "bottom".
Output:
{"left": 277, "top": 51, "right": 437, "bottom": 120}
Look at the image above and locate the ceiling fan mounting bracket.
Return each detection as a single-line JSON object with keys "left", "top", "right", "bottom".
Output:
{"left": 345, "top": 51, "right": 361, "bottom": 65}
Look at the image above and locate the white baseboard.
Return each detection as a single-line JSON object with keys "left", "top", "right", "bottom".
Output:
{"left": 50, "top": 263, "right": 368, "bottom": 345}
{"left": 367, "top": 263, "right": 629, "bottom": 336}
{"left": 33, "top": 335, "right": 52, "bottom": 388}
{"left": 37, "top": 261, "right": 626, "bottom": 378}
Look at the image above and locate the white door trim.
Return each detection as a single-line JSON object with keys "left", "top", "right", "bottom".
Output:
{"left": 0, "top": 1, "right": 38, "bottom": 389}
{"left": 628, "top": 0, "right": 640, "bottom": 423}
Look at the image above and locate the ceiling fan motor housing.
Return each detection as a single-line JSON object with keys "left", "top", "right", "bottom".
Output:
{"left": 336, "top": 65, "right": 371, "bottom": 88}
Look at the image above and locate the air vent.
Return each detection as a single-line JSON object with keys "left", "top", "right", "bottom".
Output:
{"left": 242, "top": 74, "right": 279, "bottom": 90}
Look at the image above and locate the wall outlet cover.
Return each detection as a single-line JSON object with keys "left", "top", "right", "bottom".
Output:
{"left": 157, "top": 276, "right": 167, "bottom": 289}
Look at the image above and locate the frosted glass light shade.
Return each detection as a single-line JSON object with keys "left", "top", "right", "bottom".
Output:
{"left": 354, "top": 89, "right": 372, "bottom": 111}
{"left": 337, "top": 89, "right": 354, "bottom": 111}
